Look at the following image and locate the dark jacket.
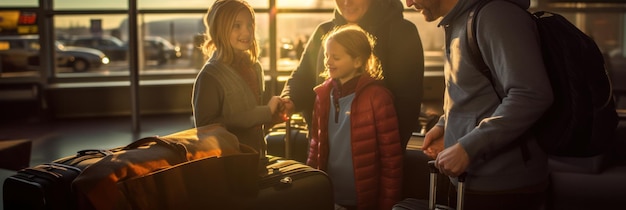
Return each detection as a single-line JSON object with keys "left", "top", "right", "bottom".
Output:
{"left": 281, "top": 0, "right": 424, "bottom": 149}
{"left": 307, "top": 74, "right": 403, "bottom": 210}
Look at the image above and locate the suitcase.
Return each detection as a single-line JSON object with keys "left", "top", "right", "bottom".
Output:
{"left": 249, "top": 158, "right": 334, "bottom": 210}
{"left": 393, "top": 160, "right": 466, "bottom": 210}
{"left": 117, "top": 144, "right": 261, "bottom": 210}
{"left": 265, "top": 114, "right": 309, "bottom": 163}
{"left": 3, "top": 163, "right": 82, "bottom": 210}
{"left": 118, "top": 154, "right": 334, "bottom": 210}
{"left": 3, "top": 148, "right": 114, "bottom": 210}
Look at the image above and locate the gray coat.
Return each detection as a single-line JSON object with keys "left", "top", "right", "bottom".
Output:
{"left": 437, "top": 0, "right": 553, "bottom": 191}
{"left": 192, "top": 57, "right": 271, "bottom": 151}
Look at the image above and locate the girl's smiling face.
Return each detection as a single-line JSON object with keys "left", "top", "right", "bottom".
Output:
{"left": 230, "top": 9, "right": 254, "bottom": 52}
{"left": 324, "top": 38, "right": 363, "bottom": 84}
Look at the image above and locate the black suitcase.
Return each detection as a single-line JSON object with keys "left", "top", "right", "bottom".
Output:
{"left": 249, "top": 158, "right": 334, "bottom": 210}
{"left": 393, "top": 160, "right": 466, "bottom": 210}
{"left": 3, "top": 148, "right": 114, "bottom": 210}
{"left": 3, "top": 163, "right": 82, "bottom": 210}
{"left": 265, "top": 115, "right": 309, "bottom": 163}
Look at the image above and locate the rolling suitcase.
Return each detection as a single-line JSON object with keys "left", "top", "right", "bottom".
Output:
{"left": 3, "top": 148, "right": 113, "bottom": 210}
{"left": 249, "top": 158, "right": 334, "bottom": 210}
{"left": 3, "top": 163, "right": 82, "bottom": 210}
{"left": 265, "top": 114, "right": 309, "bottom": 163}
{"left": 393, "top": 160, "right": 466, "bottom": 210}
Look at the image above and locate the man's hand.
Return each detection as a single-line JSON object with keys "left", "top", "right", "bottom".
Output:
{"left": 422, "top": 125, "right": 445, "bottom": 159}
{"left": 281, "top": 97, "right": 295, "bottom": 120}
{"left": 435, "top": 143, "right": 469, "bottom": 177}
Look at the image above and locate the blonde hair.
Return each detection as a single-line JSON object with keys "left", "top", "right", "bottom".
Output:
{"left": 202, "top": 0, "right": 259, "bottom": 65}
{"left": 320, "top": 25, "right": 383, "bottom": 80}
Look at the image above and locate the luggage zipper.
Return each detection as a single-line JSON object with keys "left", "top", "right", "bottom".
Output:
{"left": 260, "top": 161, "right": 318, "bottom": 188}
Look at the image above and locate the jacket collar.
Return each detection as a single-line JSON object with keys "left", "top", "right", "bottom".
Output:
{"left": 316, "top": 73, "right": 381, "bottom": 96}
{"left": 332, "top": 76, "right": 360, "bottom": 98}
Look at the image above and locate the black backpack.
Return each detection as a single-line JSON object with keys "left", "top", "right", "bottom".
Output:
{"left": 467, "top": 0, "right": 619, "bottom": 157}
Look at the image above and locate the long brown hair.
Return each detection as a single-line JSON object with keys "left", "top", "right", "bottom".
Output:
{"left": 202, "top": 0, "right": 259, "bottom": 65}
{"left": 320, "top": 25, "right": 383, "bottom": 80}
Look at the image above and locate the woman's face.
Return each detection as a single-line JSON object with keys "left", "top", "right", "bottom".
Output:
{"left": 229, "top": 9, "right": 254, "bottom": 52}
{"left": 335, "top": 0, "right": 372, "bottom": 24}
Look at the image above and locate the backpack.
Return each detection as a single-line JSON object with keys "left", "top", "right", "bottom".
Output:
{"left": 467, "top": 0, "right": 619, "bottom": 157}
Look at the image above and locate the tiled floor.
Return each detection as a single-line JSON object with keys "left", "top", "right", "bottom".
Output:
{"left": 0, "top": 113, "right": 194, "bottom": 210}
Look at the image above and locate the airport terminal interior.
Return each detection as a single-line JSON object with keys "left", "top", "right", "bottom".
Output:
{"left": 1, "top": 0, "right": 626, "bottom": 209}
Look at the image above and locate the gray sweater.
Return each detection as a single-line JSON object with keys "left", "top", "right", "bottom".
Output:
{"left": 192, "top": 58, "right": 271, "bottom": 151}
{"left": 436, "top": 0, "right": 553, "bottom": 191}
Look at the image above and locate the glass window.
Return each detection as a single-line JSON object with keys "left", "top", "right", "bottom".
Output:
{"left": 0, "top": 35, "right": 62, "bottom": 77}
{"left": 54, "top": 14, "right": 128, "bottom": 77}
{"left": 276, "top": 0, "right": 335, "bottom": 9}
{"left": 0, "top": 0, "right": 37, "bottom": 7}
{"left": 54, "top": 0, "right": 127, "bottom": 10}
{"left": 7, "top": 0, "right": 624, "bottom": 88}
{"left": 136, "top": 0, "right": 271, "bottom": 9}
{"left": 404, "top": 12, "right": 445, "bottom": 52}
{"left": 269, "top": 13, "right": 332, "bottom": 74}
{"left": 138, "top": 0, "right": 215, "bottom": 10}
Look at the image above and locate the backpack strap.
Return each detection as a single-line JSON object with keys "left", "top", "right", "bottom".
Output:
{"left": 466, "top": 0, "right": 532, "bottom": 161}
{"left": 467, "top": 0, "right": 493, "bottom": 83}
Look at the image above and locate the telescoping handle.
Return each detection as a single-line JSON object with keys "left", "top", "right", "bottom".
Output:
{"left": 427, "top": 160, "right": 467, "bottom": 210}
{"left": 284, "top": 116, "right": 292, "bottom": 159}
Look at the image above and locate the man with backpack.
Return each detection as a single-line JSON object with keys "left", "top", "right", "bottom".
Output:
{"left": 406, "top": 0, "right": 553, "bottom": 209}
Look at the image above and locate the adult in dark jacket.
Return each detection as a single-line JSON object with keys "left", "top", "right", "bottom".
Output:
{"left": 281, "top": 0, "right": 425, "bottom": 149}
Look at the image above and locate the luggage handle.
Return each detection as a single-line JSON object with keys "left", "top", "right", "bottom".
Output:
{"left": 77, "top": 149, "right": 114, "bottom": 157}
{"left": 284, "top": 116, "right": 293, "bottom": 159}
{"left": 427, "top": 160, "right": 467, "bottom": 210}
{"left": 125, "top": 137, "right": 190, "bottom": 161}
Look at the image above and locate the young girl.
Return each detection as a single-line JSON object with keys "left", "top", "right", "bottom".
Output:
{"left": 306, "top": 25, "right": 403, "bottom": 210}
{"left": 192, "top": 0, "right": 283, "bottom": 151}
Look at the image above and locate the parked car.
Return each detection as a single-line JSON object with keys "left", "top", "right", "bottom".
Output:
{"left": 144, "top": 36, "right": 182, "bottom": 65}
{"left": 0, "top": 35, "right": 109, "bottom": 73}
{"left": 66, "top": 35, "right": 127, "bottom": 61}
{"left": 67, "top": 35, "right": 181, "bottom": 65}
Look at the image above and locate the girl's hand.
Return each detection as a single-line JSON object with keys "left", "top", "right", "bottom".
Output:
{"left": 267, "top": 96, "right": 282, "bottom": 114}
